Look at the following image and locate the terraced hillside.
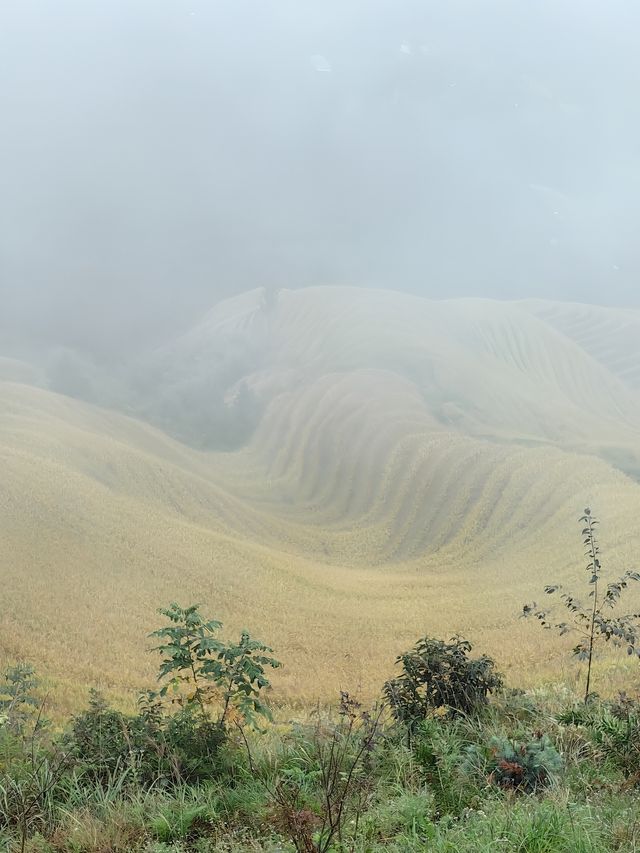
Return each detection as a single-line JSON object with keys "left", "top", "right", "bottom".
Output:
{"left": 1, "top": 288, "right": 640, "bottom": 711}
{"left": 152, "top": 288, "right": 640, "bottom": 468}
{"left": 521, "top": 299, "right": 640, "bottom": 391}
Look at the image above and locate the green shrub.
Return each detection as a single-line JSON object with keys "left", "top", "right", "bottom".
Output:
{"left": 464, "top": 733, "right": 563, "bottom": 792}
{"left": 0, "top": 664, "right": 42, "bottom": 736}
{"left": 559, "top": 694, "right": 640, "bottom": 780}
{"left": 67, "top": 690, "right": 133, "bottom": 782}
{"left": 523, "top": 509, "right": 640, "bottom": 703}
{"left": 67, "top": 691, "right": 227, "bottom": 786}
{"left": 383, "top": 636, "right": 503, "bottom": 726}
{"left": 268, "top": 693, "right": 384, "bottom": 853}
{"left": 162, "top": 707, "right": 227, "bottom": 782}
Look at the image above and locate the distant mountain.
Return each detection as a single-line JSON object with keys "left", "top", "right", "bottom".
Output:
{"left": 139, "top": 287, "right": 640, "bottom": 472}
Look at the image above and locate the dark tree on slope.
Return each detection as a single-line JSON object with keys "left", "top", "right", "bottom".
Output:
{"left": 383, "top": 636, "right": 503, "bottom": 728}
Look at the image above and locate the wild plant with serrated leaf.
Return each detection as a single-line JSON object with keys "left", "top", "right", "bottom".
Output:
{"left": 149, "top": 603, "right": 281, "bottom": 729}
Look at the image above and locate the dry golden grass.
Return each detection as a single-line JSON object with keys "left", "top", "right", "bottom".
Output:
{"left": 1, "top": 290, "right": 640, "bottom": 713}
{"left": 2, "top": 378, "right": 640, "bottom": 716}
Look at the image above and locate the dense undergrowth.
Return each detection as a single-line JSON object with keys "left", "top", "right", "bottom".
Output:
{"left": 3, "top": 686, "right": 640, "bottom": 852}
{"left": 3, "top": 504, "right": 640, "bottom": 853}
{"left": 3, "top": 617, "right": 640, "bottom": 852}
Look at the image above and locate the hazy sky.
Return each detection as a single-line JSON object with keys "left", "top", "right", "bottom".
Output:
{"left": 2, "top": 0, "right": 640, "bottom": 355}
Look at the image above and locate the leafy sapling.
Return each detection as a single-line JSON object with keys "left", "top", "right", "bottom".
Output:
{"left": 523, "top": 509, "right": 640, "bottom": 702}
{"left": 149, "top": 603, "right": 281, "bottom": 729}
{"left": 0, "top": 664, "right": 42, "bottom": 737}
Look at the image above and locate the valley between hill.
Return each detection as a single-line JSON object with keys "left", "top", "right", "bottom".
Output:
{"left": 1, "top": 288, "right": 640, "bottom": 712}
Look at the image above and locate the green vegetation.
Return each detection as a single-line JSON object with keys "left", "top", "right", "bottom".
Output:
{"left": 149, "top": 603, "right": 281, "bottom": 728}
{"left": 524, "top": 509, "right": 640, "bottom": 702}
{"left": 4, "top": 291, "right": 640, "bottom": 710}
{"left": 383, "top": 636, "right": 503, "bottom": 726}
{"left": 0, "top": 665, "right": 41, "bottom": 735}
{"left": 463, "top": 733, "right": 563, "bottom": 793}
{"left": 3, "top": 599, "right": 640, "bottom": 852}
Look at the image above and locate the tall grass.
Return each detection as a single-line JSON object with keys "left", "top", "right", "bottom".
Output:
{"left": 4, "top": 695, "right": 640, "bottom": 853}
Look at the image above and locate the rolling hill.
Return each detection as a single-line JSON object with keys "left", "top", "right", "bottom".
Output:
{"left": 1, "top": 287, "right": 640, "bottom": 712}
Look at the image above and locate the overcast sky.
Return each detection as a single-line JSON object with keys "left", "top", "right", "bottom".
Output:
{"left": 2, "top": 0, "right": 640, "bottom": 355}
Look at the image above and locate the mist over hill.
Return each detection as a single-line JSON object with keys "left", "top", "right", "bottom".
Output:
{"left": 1, "top": 287, "right": 639, "bottom": 703}
{"left": 13, "top": 287, "right": 640, "bottom": 471}
{"left": 3, "top": 4, "right": 640, "bottom": 845}
{"left": 3, "top": 0, "right": 640, "bottom": 360}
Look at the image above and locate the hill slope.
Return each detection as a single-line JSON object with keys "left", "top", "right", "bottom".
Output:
{"left": 1, "top": 288, "right": 640, "bottom": 709}
{"left": 148, "top": 288, "right": 640, "bottom": 469}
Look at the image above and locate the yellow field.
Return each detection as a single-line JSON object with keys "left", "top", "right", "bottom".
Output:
{"left": 1, "top": 288, "right": 640, "bottom": 714}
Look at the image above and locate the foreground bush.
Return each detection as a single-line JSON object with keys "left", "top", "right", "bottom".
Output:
{"left": 0, "top": 664, "right": 41, "bottom": 737}
{"left": 4, "top": 685, "right": 640, "bottom": 852}
{"left": 67, "top": 690, "right": 227, "bottom": 785}
{"left": 6, "top": 584, "right": 640, "bottom": 852}
{"left": 267, "top": 692, "right": 384, "bottom": 853}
